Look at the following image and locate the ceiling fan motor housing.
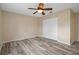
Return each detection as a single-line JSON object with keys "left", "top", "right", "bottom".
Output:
{"left": 38, "top": 3, "right": 44, "bottom": 10}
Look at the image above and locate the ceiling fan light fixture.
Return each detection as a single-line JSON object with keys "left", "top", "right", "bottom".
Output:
{"left": 28, "top": 3, "right": 53, "bottom": 15}
{"left": 38, "top": 9, "right": 43, "bottom": 13}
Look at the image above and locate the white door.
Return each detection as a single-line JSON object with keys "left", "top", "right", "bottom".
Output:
{"left": 42, "top": 18, "right": 58, "bottom": 40}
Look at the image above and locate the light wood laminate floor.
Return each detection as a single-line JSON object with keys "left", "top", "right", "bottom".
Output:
{"left": 0, "top": 37, "right": 79, "bottom": 55}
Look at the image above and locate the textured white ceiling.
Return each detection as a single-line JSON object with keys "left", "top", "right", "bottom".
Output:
{"left": 0, "top": 3, "right": 79, "bottom": 17}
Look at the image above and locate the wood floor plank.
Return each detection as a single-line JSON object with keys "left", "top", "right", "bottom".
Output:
{"left": 0, "top": 37, "right": 79, "bottom": 55}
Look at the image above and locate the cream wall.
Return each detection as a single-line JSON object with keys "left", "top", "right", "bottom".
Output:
{"left": 57, "top": 9, "right": 70, "bottom": 45}
{"left": 76, "top": 13, "right": 79, "bottom": 41}
{"left": 2, "top": 11, "right": 40, "bottom": 43}
{"left": 40, "top": 9, "right": 78, "bottom": 45}
{"left": 40, "top": 9, "right": 74, "bottom": 45}
{"left": 0, "top": 10, "right": 2, "bottom": 49}
{"left": 0, "top": 9, "right": 78, "bottom": 45}
{"left": 70, "top": 10, "right": 78, "bottom": 44}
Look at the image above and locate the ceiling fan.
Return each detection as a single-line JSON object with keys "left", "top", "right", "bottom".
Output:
{"left": 28, "top": 3, "right": 53, "bottom": 15}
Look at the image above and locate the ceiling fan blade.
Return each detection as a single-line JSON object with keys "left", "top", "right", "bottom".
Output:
{"left": 42, "top": 12, "right": 45, "bottom": 15}
{"left": 28, "top": 8, "right": 37, "bottom": 10}
{"left": 33, "top": 11, "right": 38, "bottom": 14}
{"left": 44, "top": 8, "right": 52, "bottom": 10}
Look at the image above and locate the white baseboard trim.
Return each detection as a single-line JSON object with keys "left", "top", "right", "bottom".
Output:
{"left": 76, "top": 40, "right": 79, "bottom": 41}
{"left": 40, "top": 36, "right": 71, "bottom": 45}
{"left": 3, "top": 36, "right": 37, "bottom": 43}
{"left": 3, "top": 36, "right": 71, "bottom": 46}
{"left": 57, "top": 40, "right": 70, "bottom": 45}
